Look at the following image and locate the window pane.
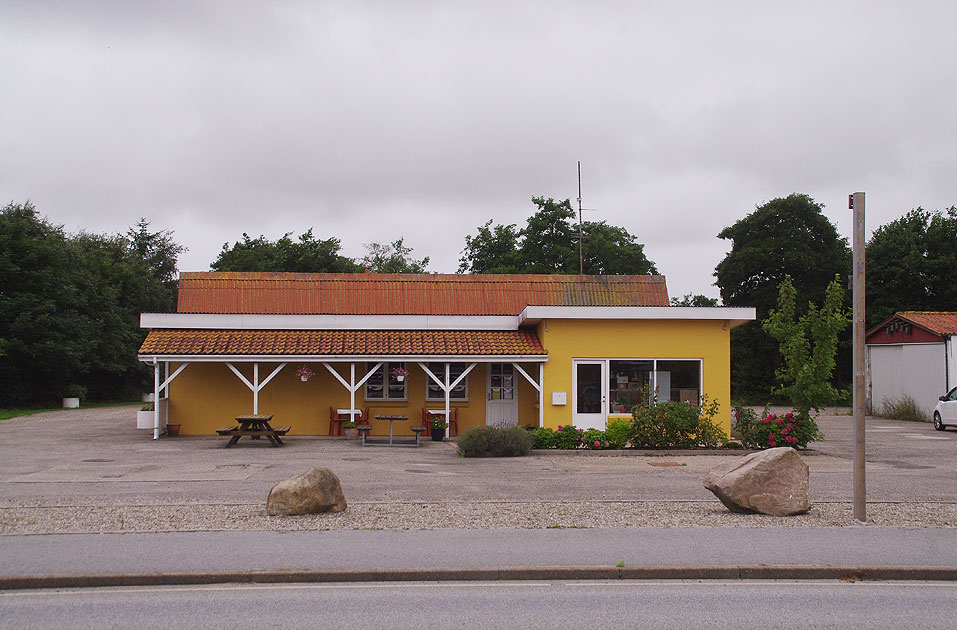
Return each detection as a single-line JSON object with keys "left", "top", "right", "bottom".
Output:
{"left": 576, "top": 363, "right": 603, "bottom": 413}
{"left": 365, "top": 364, "right": 384, "bottom": 399}
{"left": 609, "top": 360, "right": 652, "bottom": 412}
{"left": 656, "top": 360, "right": 700, "bottom": 404}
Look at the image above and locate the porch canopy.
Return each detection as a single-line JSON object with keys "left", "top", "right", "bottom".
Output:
{"left": 138, "top": 327, "right": 548, "bottom": 439}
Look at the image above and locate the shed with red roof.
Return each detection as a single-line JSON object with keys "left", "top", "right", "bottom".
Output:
{"left": 865, "top": 312, "right": 957, "bottom": 417}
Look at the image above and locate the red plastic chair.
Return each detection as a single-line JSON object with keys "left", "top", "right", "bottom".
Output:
{"left": 448, "top": 408, "right": 459, "bottom": 436}
{"left": 329, "top": 406, "right": 343, "bottom": 436}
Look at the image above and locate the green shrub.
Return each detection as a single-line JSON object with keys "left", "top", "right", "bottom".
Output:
{"left": 582, "top": 428, "right": 608, "bottom": 449}
{"left": 879, "top": 395, "right": 929, "bottom": 423}
{"left": 604, "top": 418, "right": 632, "bottom": 449}
{"left": 631, "top": 393, "right": 725, "bottom": 448}
{"left": 458, "top": 425, "right": 536, "bottom": 457}
{"left": 731, "top": 403, "right": 759, "bottom": 439}
{"left": 531, "top": 427, "right": 557, "bottom": 449}
{"left": 555, "top": 424, "right": 583, "bottom": 449}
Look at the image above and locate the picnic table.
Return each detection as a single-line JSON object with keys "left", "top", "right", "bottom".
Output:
{"left": 216, "top": 414, "right": 290, "bottom": 448}
{"left": 362, "top": 414, "right": 424, "bottom": 447}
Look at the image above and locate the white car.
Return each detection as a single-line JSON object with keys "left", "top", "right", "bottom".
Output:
{"left": 933, "top": 387, "right": 957, "bottom": 431}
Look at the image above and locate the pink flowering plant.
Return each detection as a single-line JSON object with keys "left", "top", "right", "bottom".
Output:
{"left": 294, "top": 364, "right": 315, "bottom": 380}
{"left": 733, "top": 403, "right": 821, "bottom": 449}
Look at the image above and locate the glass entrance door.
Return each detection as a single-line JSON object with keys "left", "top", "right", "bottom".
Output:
{"left": 573, "top": 360, "right": 606, "bottom": 430}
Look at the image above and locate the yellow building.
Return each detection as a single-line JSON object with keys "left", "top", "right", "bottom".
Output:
{"left": 138, "top": 272, "right": 754, "bottom": 439}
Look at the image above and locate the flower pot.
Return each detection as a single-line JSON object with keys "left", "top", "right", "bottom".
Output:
{"left": 62, "top": 397, "right": 79, "bottom": 409}
{"left": 395, "top": 375, "right": 405, "bottom": 382}
{"left": 344, "top": 427, "right": 359, "bottom": 440}
{"left": 430, "top": 428, "right": 445, "bottom": 441}
{"left": 300, "top": 375, "right": 309, "bottom": 382}
{"left": 166, "top": 424, "right": 181, "bottom": 436}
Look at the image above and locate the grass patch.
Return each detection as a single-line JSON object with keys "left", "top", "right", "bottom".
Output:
{"left": 0, "top": 401, "right": 140, "bottom": 421}
{"left": 878, "top": 395, "right": 930, "bottom": 423}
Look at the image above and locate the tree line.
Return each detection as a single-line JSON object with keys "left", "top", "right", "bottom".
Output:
{"left": 2, "top": 195, "right": 956, "bottom": 407}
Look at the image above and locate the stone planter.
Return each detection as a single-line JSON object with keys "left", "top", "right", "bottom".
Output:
{"left": 344, "top": 427, "right": 359, "bottom": 440}
{"left": 430, "top": 428, "right": 445, "bottom": 441}
{"left": 166, "top": 424, "right": 181, "bottom": 436}
{"left": 137, "top": 410, "right": 154, "bottom": 429}
{"left": 62, "top": 397, "right": 80, "bottom": 409}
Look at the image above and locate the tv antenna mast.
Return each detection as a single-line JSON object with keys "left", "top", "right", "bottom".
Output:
{"left": 576, "top": 161, "right": 596, "bottom": 275}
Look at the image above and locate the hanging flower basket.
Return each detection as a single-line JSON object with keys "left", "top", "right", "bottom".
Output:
{"left": 391, "top": 366, "right": 409, "bottom": 382}
{"left": 295, "top": 364, "right": 315, "bottom": 382}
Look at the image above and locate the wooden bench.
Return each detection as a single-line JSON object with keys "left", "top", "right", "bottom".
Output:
{"left": 410, "top": 425, "right": 427, "bottom": 446}
{"left": 357, "top": 424, "right": 372, "bottom": 445}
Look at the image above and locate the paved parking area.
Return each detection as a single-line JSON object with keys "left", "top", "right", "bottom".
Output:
{"left": 1, "top": 405, "right": 955, "bottom": 506}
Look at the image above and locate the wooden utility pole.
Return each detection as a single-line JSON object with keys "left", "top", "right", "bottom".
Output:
{"left": 850, "top": 191, "right": 866, "bottom": 522}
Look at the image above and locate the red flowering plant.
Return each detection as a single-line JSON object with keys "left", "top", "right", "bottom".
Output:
{"left": 734, "top": 405, "right": 821, "bottom": 449}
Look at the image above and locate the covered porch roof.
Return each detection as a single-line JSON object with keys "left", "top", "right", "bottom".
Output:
{"left": 137, "top": 328, "right": 548, "bottom": 363}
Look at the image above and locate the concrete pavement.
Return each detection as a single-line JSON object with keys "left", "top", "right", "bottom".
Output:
{"left": 2, "top": 527, "right": 957, "bottom": 588}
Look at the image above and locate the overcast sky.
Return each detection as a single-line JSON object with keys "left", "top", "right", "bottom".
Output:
{"left": 2, "top": 1, "right": 955, "bottom": 299}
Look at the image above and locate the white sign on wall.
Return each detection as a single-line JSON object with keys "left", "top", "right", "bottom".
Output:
{"left": 551, "top": 392, "right": 567, "bottom": 405}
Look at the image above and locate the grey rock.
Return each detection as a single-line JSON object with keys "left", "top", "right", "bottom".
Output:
{"left": 266, "top": 467, "right": 347, "bottom": 516}
{"left": 703, "top": 447, "right": 810, "bottom": 516}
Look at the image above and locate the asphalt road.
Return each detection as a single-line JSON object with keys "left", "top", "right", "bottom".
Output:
{"left": 3, "top": 581, "right": 956, "bottom": 630}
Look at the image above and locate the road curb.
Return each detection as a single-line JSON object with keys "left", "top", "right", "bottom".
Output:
{"left": 3, "top": 565, "right": 957, "bottom": 590}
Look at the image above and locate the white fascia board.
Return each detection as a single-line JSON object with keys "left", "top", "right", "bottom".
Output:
{"left": 139, "top": 353, "right": 547, "bottom": 363}
{"left": 140, "top": 313, "right": 520, "bottom": 331}
{"left": 518, "top": 306, "right": 757, "bottom": 329}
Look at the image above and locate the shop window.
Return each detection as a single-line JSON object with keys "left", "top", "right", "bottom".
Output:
{"left": 609, "top": 360, "right": 653, "bottom": 413}
{"left": 655, "top": 360, "right": 701, "bottom": 404}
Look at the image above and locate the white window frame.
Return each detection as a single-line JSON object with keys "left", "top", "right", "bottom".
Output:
{"left": 425, "top": 362, "right": 469, "bottom": 402}
{"left": 591, "top": 357, "right": 704, "bottom": 412}
{"left": 364, "top": 361, "right": 408, "bottom": 402}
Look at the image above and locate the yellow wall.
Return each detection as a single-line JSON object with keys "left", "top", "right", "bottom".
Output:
{"left": 536, "top": 318, "right": 732, "bottom": 435}
{"left": 165, "top": 319, "right": 731, "bottom": 436}
{"left": 167, "top": 361, "right": 540, "bottom": 436}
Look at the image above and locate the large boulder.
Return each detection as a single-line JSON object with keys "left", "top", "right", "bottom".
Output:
{"left": 703, "top": 447, "right": 810, "bottom": 516}
{"left": 267, "top": 467, "right": 347, "bottom": 516}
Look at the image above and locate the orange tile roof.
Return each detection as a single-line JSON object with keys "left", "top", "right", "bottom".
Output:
{"left": 139, "top": 329, "right": 547, "bottom": 357}
{"left": 896, "top": 311, "right": 957, "bottom": 335}
{"left": 176, "top": 272, "right": 669, "bottom": 315}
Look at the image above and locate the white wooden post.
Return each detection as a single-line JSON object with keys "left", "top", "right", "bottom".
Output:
{"left": 445, "top": 363, "right": 451, "bottom": 438}
{"left": 152, "top": 358, "right": 160, "bottom": 440}
{"left": 539, "top": 363, "right": 545, "bottom": 428}
{"left": 253, "top": 363, "right": 259, "bottom": 414}
{"left": 349, "top": 363, "right": 356, "bottom": 422}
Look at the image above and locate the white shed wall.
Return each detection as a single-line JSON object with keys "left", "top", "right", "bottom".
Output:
{"left": 867, "top": 343, "right": 946, "bottom": 416}
{"left": 947, "top": 337, "right": 956, "bottom": 392}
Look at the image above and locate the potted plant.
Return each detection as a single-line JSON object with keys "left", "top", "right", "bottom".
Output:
{"left": 62, "top": 384, "right": 86, "bottom": 409}
{"left": 342, "top": 421, "right": 359, "bottom": 440}
{"left": 430, "top": 415, "right": 447, "bottom": 441}
{"left": 391, "top": 366, "right": 409, "bottom": 383}
{"left": 295, "top": 364, "right": 315, "bottom": 382}
{"left": 137, "top": 402, "right": 154, "bottom": 429}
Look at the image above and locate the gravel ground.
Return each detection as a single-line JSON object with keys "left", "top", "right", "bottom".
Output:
{"left": 3, "top": 500, "right": 957, "bottom": 535}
